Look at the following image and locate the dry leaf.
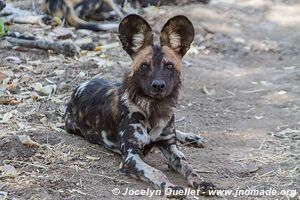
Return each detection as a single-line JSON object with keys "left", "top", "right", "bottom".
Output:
{"left": 0, "top": 165, "right": 18, "bottom": 178}
{"left": 79, "top": 71, "right": 87, "bottom": 78}
{"left": 254, "top": 115, "right": 264, "bottom": 120}
{"left": 33, "top": 83, "right": 57, "bottom": 96}
{"left": 5, "top": 56, "right": 22, "bottom": 64}
{"left": 0, "top": 98, "right": 18, "bottom": 105}
{"left": 6, "top": 82, "right": 18, "bottom": 92}
{"left": 49, "top": 123, "right": 65, "bottom": 133}
{"left": 53, "top": 70, "right": 65, "bottom": 76}
{"left": 278, "top": 90, "right": 287, "bottom": 95}
{"left": 75, "top": 37, "right": 93, "bottom": 46}
{"left": 0, "top": 72, "right": 8, "bottom": 83}
{"left": 19, "top": 74, "right": 32, "bottom": 83}
{"left": 0, "top": 191, "right": 8, "bottom": 200}
{"left": 2, "top": 110, "right": 17, "bottom": 123}
{"left": 202, "top": 85, "right": 216, "bottom": 96}
{"left": 49, "top": 27, "right": 75, "bottom": 39}
{"left": 274, "top": 128, "right": 300, "bottom": 140}
{"left": 86, "top": 155, "right": 100, "bottom": 161}
{"left": 40, "top": 117, "right": 49, "bottom": 125}
{"left": 18, "top": 135, "right": 42, "bottom": 147}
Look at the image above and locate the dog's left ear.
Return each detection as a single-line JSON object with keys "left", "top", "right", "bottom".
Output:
{"left": 119, "top": 14, "right": 153, "bottom": 58}
{"left": 160, "top": 15, "right": 195, "bottom": 57}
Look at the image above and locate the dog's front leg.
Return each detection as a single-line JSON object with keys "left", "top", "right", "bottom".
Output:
{"left": 118, "top": 123, "right": 185, "bottom": 198}
{"left": 159, "top": 142, "right": 216, "bottom": 195}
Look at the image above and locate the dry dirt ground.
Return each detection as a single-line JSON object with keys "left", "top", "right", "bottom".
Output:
{"left": 0, "top": 0, "right": 299, "bottom": 200}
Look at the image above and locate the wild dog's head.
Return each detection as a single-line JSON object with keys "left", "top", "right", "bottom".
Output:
{"left": 119, "top": 14, "right": 194, "bottom": 100}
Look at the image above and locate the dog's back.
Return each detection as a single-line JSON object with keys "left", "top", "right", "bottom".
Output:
{"left": 65, "top": 79, "right": 121, "bottom": 152}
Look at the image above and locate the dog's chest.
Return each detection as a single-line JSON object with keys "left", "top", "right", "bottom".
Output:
{"left": 122, "top": 94, "right": 174, "bottom": 144}
{"left": 142, "top": 117, "right": 173, "bottom": 143}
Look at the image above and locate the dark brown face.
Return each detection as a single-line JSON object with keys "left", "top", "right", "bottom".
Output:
{"left": 119, "top": 14, "right": 195, "bottom": 99}
{"left": 130, "top": 45, "right": 181, "bottom": 99}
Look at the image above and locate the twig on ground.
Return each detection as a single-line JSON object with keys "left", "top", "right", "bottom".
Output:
{"left": 95, "top": 42, "right": 119, "bottom": 51}
{"left": 259, "top": 138, "right": 266, "bottom": 150}
{"left": 4, "top": 15, "right": 51, "bottom": 26}
{"left": 223, "top": 89, "right": 236, "bottom": 96}
{"left": 4, "top": 160, "right": 48, "bottom": 169}
{"left": 6, "top": 37, "right": 80, "bottom": 57}
{"left": 240, "top": 89, "right": 267, "bottom": 94}
{"left": 0, "top": 98, "right": 18, "bottom": 105}
{"left": 195, "top": 169, "right": 215, "bottom": 173}
{"left": 175, "top": 117, "right": 185, "bottom": 123}
{"left": 84, "top": 172, "right": 132, "bottom": 184}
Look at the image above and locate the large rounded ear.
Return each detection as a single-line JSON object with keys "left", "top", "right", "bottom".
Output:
{"left": 119, "top": 14, "right": 153, "bottom": 58}
{"left": 160, "top": 15, "right": 195, "bottom": 57}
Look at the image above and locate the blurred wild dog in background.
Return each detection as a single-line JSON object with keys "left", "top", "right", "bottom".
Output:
{"left": 42, "top": 0, "right": 210, "bottom": 31}
{"left": 64, "top": 14, "right": 215, "bottom": 197}
{"left": 42, "top": 0, "right": 125, "bottom": 31}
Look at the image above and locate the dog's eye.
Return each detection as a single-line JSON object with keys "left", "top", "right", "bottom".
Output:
{"left": 140, "top": 63, "right": 149, "bottom": 70}
{"left": 165, "top": 63, "right": 174, "bottom": 69}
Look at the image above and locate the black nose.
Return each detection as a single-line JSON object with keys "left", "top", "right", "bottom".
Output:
{"left": 151, "top": 80, "right": 166, "bottom": 91}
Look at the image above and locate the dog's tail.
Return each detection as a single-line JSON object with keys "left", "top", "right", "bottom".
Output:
{"left": 76, "top": 23, "right": 118, "bottom": 31}
{"left": 64, "top": 4, "right": 118, "bottom": 31}
{"left": 44, "top": 0, "right": 118, "bottom": 31}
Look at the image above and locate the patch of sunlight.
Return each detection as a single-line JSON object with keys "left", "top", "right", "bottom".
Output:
{"left": 190, "top": 7, "right": 224, "bottom": 20}
{"left": 262, "top": 91, "right": 298, "bottom": 104}
{"left": 235, "top": 0, "right": 272, "bottom": 8}
{"left": 225, "top": 129, "right": 266, "bottom": 140}
{"left": 203, "top": 22, "right": 241, "bottom": 34}
{"left": 220, "top": 67, "right": 263, "bottom": 78}
{"left": 189, "top": 7, "right": 241, "bottom": 34}
{"left": 267, "top": 4, "right": 300, "bottom": 27}
{"left": 211, "top": 0, "right": 272, "bottom": 8}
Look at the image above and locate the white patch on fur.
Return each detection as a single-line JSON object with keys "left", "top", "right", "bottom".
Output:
{"left": 74, "top": 5, "right": 83, "bottom": 15}
{"left": 149, "top": 119, "right": 169, "bottom": 142}
{"left": 132, "top": 33, "right": 145, "bottom": 52}
{"left": 170, "top": 144, "right": 186, "bottom": 159}
{"left": 130, "top": 123, "right": 150, "bottom": 145}
{"left": 119, "top": 130, "right": 125, "bottom": 137}
{"left": 63, "top": 105, "right": 68, "bottom": 116}
{"left": 120, "top": 91, "right": 129, "bottom": 101}
{"left": 169, "top": 32, "right": 181, "bottom": 51}
{"left": 136, "top": 98, "right": 151, "bottom": 116}
{"left": 121, "top": 91, "right": 147, "bottom": 118}
{"left": 101, "top": 130, "right": 117, "bottom": 149}
{"left": 75, "top": 81, "right": 89, "bottom": 97}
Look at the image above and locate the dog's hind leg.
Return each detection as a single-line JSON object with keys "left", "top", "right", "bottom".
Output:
{"left": 64, "top": 103, "right": 82, "bottom": 136}
{"left": 175, "top": 130, "right": 205, "bottom": 148}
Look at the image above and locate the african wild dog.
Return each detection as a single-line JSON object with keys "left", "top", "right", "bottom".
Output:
{"left": 43, "top": 0, "right": 125, "bottom": 31}
{"left": 64, "top": 14, "right": 216, "bottom": 197}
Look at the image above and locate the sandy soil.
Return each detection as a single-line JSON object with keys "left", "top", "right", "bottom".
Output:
{"left": 0, "top": 0, "right": 299, "bottom": 200}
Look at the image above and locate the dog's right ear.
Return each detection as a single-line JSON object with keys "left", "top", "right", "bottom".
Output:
{"left": 119, "top": 14, "right": 153, "bottom": 58}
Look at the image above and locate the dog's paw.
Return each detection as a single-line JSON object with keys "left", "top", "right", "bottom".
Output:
{"left": 185, "top": 134, "right": 205, "bottom": 148}
{"left": 164, "top": 185, "right": 186, "bottom": 199}
{"left": 176, "top": 130, "right": 205, "bottom": 148}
